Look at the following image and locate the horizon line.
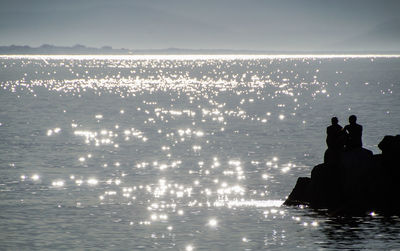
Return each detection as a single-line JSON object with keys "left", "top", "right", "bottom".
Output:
{"left": 1, "top": 44, "right": 400, "bottom": 54}
{"left": 1, "top": 54, "right": 400, "bottom": 60}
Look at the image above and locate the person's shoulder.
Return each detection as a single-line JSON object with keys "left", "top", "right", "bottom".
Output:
{"left": 334, "top": 125, "right": 343, "bottom": 131}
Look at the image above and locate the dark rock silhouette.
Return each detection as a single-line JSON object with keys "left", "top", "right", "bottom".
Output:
{"left": 284, "top": 135, "right": 400, "bottom": 215}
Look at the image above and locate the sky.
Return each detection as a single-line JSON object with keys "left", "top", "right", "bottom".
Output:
{"left": 1, "top": 0, "right": 399, "bottom": 51}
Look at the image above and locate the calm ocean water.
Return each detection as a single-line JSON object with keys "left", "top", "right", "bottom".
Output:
{"left": 1, "top": 55, "right": 400, "bottom": 250}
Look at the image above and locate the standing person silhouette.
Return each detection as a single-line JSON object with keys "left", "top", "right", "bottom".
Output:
{"left": 344, "top": 115, "right": 363, "bottom": 149}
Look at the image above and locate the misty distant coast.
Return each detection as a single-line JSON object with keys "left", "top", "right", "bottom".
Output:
{"left": 1, "top": 44, "right": 400, "bottom": 55}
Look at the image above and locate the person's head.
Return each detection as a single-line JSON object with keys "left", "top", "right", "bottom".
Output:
{"left": 331, "top": 117, "right": 339, "bottom": 125}
{"left": 349, "top": 115, "right": 357, "bottom": 124}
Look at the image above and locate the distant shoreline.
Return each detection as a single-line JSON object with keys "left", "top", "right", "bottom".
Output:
{"left": 2, "top": 55, "right": 400, "bottom": 60}
{"left": 1, "top": 44, "right": 400, "bottom": 56}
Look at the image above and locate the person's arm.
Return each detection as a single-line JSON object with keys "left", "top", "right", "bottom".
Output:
{"left": 342, "top": 126, "right": 349, "bottom": 137}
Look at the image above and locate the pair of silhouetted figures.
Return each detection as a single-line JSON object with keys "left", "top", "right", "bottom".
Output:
{"left": 326, "top": 115, "right": 363, "bottom": 151}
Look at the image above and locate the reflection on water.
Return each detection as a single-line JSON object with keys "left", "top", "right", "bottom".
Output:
{"left": 320, "top": 215, "right": 400, "bottom": 250}
{"left": 0, "top": 55, "right": 400, "bottom": 250}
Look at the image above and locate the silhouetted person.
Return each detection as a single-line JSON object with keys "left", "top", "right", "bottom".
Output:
{"left": 326, "top": 117, "right": 344, "bottom": 150}
{"left": 344, "top": 115, "right": 363, "bottom": 149}
{"left": 324, "top": 117, "right": 345, "bottom": 163}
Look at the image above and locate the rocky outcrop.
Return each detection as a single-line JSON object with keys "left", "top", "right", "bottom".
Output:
{"left": 284, "top": 135, "right": 400, "bottom": 214}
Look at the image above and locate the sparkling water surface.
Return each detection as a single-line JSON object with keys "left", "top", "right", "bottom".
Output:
{"left": 1, "top": 55, "right": 400, "bottom": 250}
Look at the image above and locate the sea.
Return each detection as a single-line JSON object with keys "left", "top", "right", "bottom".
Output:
{"left": 0, "top": 54, "right": 400, "bottom": 250}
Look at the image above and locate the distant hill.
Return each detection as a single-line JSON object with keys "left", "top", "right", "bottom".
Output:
{"left": 0, "top": 44, "right": 399, "bottom": 55}
{"left": 0, "top": 44, "right": 130, "bottom": 55}
{"left": 334, "top": 19, "right": 400, "bottom": 51}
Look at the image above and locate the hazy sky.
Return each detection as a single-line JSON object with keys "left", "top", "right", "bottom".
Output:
{"left": 1, "top": 0, "right": 399, "bottom": 51}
